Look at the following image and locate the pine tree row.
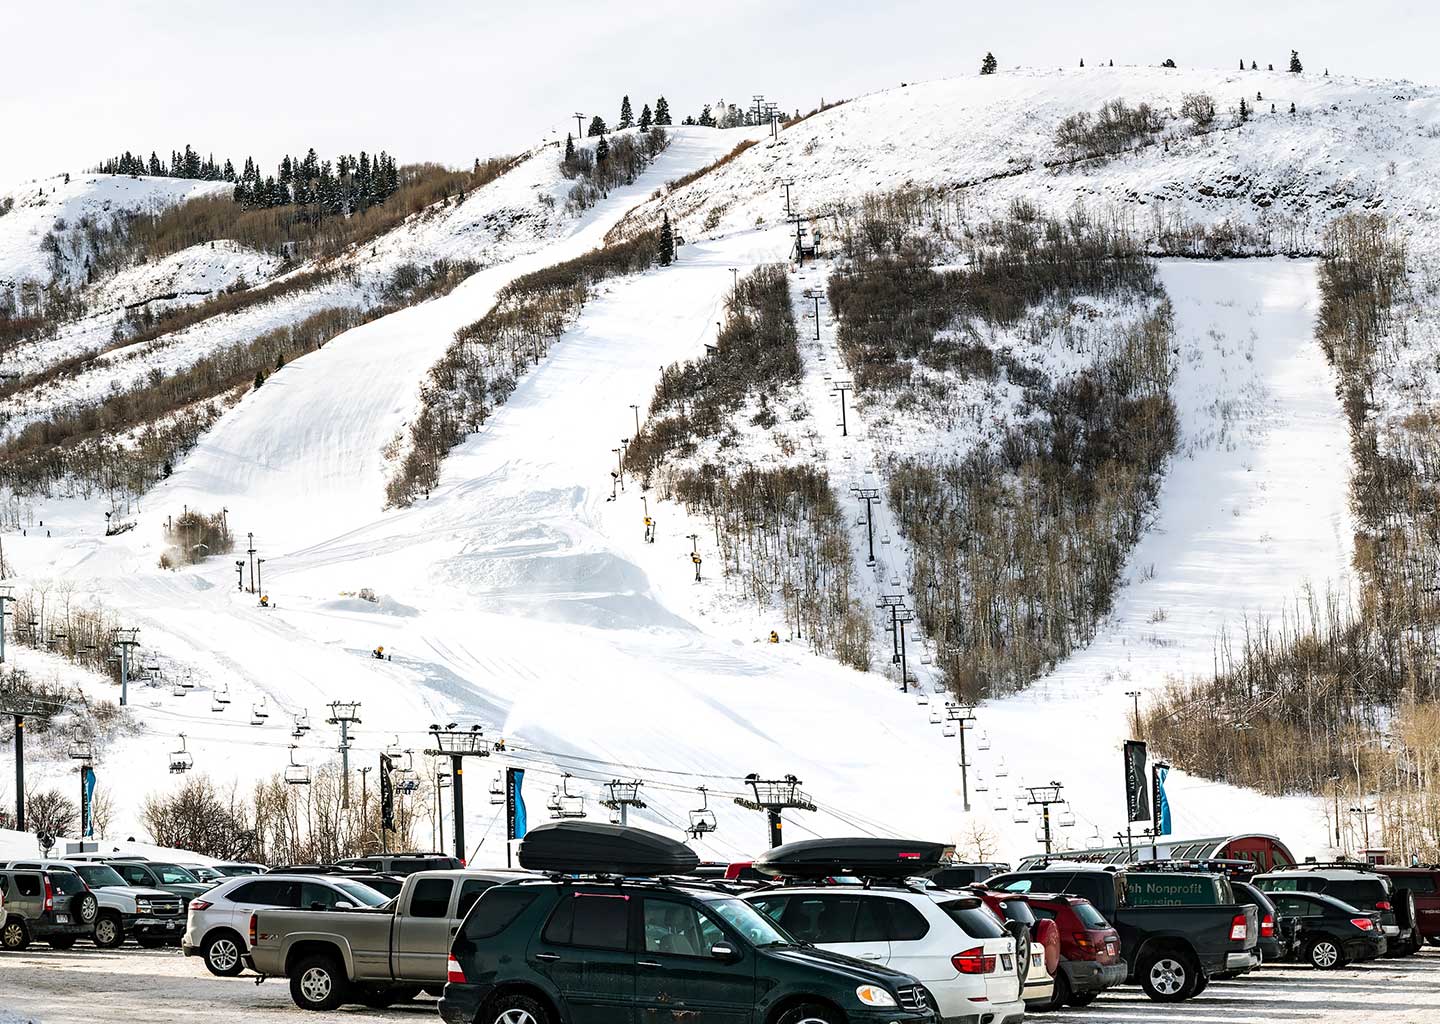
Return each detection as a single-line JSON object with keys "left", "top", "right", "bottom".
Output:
{"left": 94, "top": 144, "right": 235, "bottom": 181}
{"left": 231, "top": 149, "right": 400, "bottom": 214}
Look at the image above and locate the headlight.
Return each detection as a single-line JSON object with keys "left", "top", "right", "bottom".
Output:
{"left": 136, "top": 899, "right": 152, "bottom": 913}
{"left": 855, "top": 985, "right": 897, "bottom": 1008}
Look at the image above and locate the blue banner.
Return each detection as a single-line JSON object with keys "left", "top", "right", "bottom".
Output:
{"left": 1153, "top": 764, "right": 1172, "bottom": 836}
{"left": 81, "top": 765, "right": 96, "bottom": 838}
{"left": 507, "top": 768, "right": 527, "bottom": 840}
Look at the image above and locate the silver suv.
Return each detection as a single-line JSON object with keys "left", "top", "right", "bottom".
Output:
{"left": 0, "top": 867, "right": 97, "bottom": 951}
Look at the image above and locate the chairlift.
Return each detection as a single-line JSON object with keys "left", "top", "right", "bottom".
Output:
{"left": 975, "top": 775, "right": 990, "bottom": 793}
{"left": 553, "top": 773, "right": 587, "bottom": 819}
{"left": 210, "top": 695, "right": 225, "bottom": 713}
{"left": 1060, "top": 804, "right": 1077, "bottom": 828}
{"left": 250, "top": 702, "right": 269, "bottom": 726}
{"left": 394, "top": 750, "right": 420, "bottom": 794}
{"left": 489, "top": 774, "right": 505, "bottom": 806}
{"left": 546, "top": 786, "right": 562, "bottom": 814}
{"left": 70, "top": 730, "right": 94, "bottom": 763}
{"left": 168, "top": 734, "right": 194, "bottom": 774}
{"left": 928, "top": 709, "right": 942, "bottom": 725}
{"left": 284, "top": 745, "right": 311, "bottom": 786}
{"left": 687, "top": 786, "right": 718, "bottom": 838}
{"left": 942, "top": 720, "right": 957, "bottom": 737}
{"left": 916, "top": 692, "right": 929, "bottom": 706}
{"left": 993, "top": 798, "right": 1009, "bottom": 811}
{"left": 881, "top": 534, "right": 892, "bottom": 546}
{"left": 978, "top": 730, "right": 992, "bottom": 752}
{"left": 1013, "top": 809, "right": 1029, "bottom": 824}
{"left": 215, "top": 683, "right": 232, "bottom": 704}
{"left": 994, "top": 757, "right": 1008, "bottom": 777}
{"left": 180, "top": 670, "right": 196, "bottom": 690}
{"left": 931, "top": 679, "right": 944, "bottom": 694}
{"left": 171, "top": 680, "right": 187, "bottom": 697}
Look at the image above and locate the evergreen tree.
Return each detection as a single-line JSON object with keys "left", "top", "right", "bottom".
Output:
{"left": 1162, "top": 58, "right": 1176, "bottom": 68}
{"left": 1240, "top": 58, "right": 1246, "bottom": 70}
{"left": 149, "top": 152, "right": 163, "bottom": 175}
{"left": 654, "top": 96, "right": 671, "bottom": 125}
{"left": 1290, "top": 101, "right": 1297, "bottom": 114}
{"left": 639, "top": 104, "right": 653, "bottom": 131}
{"left": 276, "top": 352, "right": 285, "bottom": 370}
{"left": 658, "top": 210, "right": 674, "bottom": 266}
{"left": 980, "top": 51, "right": 998, "bottom": 75}
{"left": 697, "top": 104, "right": 715, "bottom": 127}
{"left": 587, "top": 115, "right": 608, "bottom": 137}
{"left": 1257, "top": 91, "right": 1263, "bottom": 101}
{"left": 222, "top": 158, "right": 236, "bottom": 181}
{"left": 253, "top": 369, "right": 266, "bottom": 390}
{"left": 1080, "top": 58, "right": 1084, "bottom": 67}
{"left": 596, "top": 134, "right": 610, "bottom": 161}
{"left": 618, "top": 95, "right": 634, "bottom": 130}
{"left": 1239, "top": 97, "right": 1250, "bottom": 122}
{"left": 1289, "top": 50, "right": 1303, "bottom": 73}
{"left": 1268, "top": 63, "right": 1275, "bottom": 71}
{"left": 1250, "top": 60, "right": 1258, "bottom": 70}
{"left": 565, "top": 133, "right": 576, "bottom": 160}
{"left": 682, "top": 115, "right": 696, "bottom": 125}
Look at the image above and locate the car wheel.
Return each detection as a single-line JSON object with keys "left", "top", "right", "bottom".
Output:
{"left": 1139, "top": 952, "right": 1199, "bottom": 1001}
{"left": 1032, "top": 971, "right": 1070, "bottom": 1012}
{"left": 1192, "top": 973, "right": 1210, "bottom": 995}
{"left": 775, "top": 1003, "right": 843, "bottom": 1024}
{"left": 1306, "top": 937, "right": 1345, "bottom": 970}
{"left": 72, "top": 893, "right": 99, "bottom": 926}
{"left": 1, "top": 919, "right": 29, "bottom": 951}
{"left": 93, "top": 913, "right": 124, "bottom": 949}
{"left": 486, "top": 992, "right": 552, "bottom": 1024}
{"left": 289, "top": 954, "right": 349, "bottom": 1011}
{"left": 203, "top": 931, "right": 245, "bottom": 977}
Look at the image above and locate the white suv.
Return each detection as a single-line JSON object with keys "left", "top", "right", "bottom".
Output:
{"left": 182, "top": 873, "right": 390, "bottom": 976}
{"left": 745, "top": 885, "right": 1026, "bottom": 1024}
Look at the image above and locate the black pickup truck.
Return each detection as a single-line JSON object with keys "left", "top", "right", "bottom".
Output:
{"left": 987, "top": 867, "right": 1260, "bottom": 1001}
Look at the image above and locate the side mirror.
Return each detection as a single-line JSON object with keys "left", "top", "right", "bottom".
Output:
{"left": 710, "top": 943, "right": 739, "bottom": 962}
{"left": 334, "top": 900, "right": 354, "bottom": 910}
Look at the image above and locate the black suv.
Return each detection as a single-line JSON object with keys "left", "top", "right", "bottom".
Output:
{"left": 1255, "top": 866, "right": 1400, "bottom": 952}
{"left": 441, "top": 821, "right": 937, "bottom": 1024}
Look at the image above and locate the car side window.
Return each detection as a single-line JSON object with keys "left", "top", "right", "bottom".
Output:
{"left": 882, "top": 898, "right": 929, "bottom": 941}
{"left": 854, "top": 899, "right": 889, "bottom": 942}
{"left": 781, "top": 896, "right": 860, "bottom": 943}
{"left": 542, "top": 893, "right": 631, "bottom": 950}
{"left": 747, "top": 895, "right": 789, "bottom": 925}
{"left": 17, "top": 873, "right": 41, "bottom": 898}
{"left": 999, "top": 878, "right": 1033, "bottom": 893}
{"left": 409, "top": 878, "right": 454, "bottom": 918}
{"left": 456, "top": 879, "right": 494, "bottom": 919}
{"left": 643, "top": 899, "right": 724, "bottom": 957}
{"left": 301, "top": 883, "right": 350, "bottom": 910}
{"left": 117, "top": 864, "right": 147, "bottom": 886}
{"left": 1031, "top": 907, "right": 1056, "bottom": 921}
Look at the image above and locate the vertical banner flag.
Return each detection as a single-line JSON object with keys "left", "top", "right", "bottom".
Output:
{"left": 1124, "top": 740, "right": 1151, "bottom": 822}
{"left": 506, "top": 767, "right": 528, "bottom": 841}
{"left": 1153, "top": 762, "right": 1172, "bottom": 836}
{"left": 380, "top": 753, "right": 395, "bottom": 832}
{"left": 81, "top": 765, "right": 96, "bottom": 838}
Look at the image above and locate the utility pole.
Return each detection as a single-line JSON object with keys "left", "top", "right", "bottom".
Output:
{"left": 427, "top": 724, "right": 491, "bottom": 866}
{"left": 852, "top": 487, "right": 880, "bottom": 564}
{"left": 831, "top": 380, "right": 854, "bottom": 436}
{"left": 947, "top": 703, "right": 978, "bottom": 811}
{"left": 327, "top": 702, "right": 362, "bottom": 809}
{"left": 735, "top": 774, "right": 816, "bottom": 849}
{"left": 247, "top": 533, "right": 256, "bottom": 593}
{"left": 113, "top": 628, "right": 140, "bottom": 706}
{"left": 1027, "top": 782, "right": 1067, "bottom": 855}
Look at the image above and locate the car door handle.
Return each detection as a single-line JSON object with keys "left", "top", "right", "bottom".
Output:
{"left": 859, "top": 953, "right": 883, "bottom": 960}
{"left": 638, "top": 960, "right": 661, "bottom": 968}
{"left": 535, "top": 953, "right": 561, "bottom": 962}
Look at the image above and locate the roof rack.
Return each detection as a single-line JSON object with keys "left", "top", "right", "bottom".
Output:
{"left": 1127, "top": 858, "right": 1252, "bottom": 880}
{"left": 1291, "top": 859, "right": 1386, "bottom": 873}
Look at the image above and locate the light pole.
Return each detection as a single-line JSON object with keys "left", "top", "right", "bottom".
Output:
{"left": 327, "top": 702, "right": 362, "bottom": 808}
{"left": 1126, "top": 690, "right": 1141, "bottom": 731}
{"left": 357, "top": 766, "right": 372, "bottom": 850}
{"left": 629, "top": 404, "right": 641, "bottom": 435}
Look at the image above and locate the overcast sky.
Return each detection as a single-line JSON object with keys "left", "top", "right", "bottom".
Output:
{"left": 4, "top": 0, "right": 1437, "bottom": 186}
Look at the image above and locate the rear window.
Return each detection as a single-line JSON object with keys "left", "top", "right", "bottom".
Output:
{"left": 1072, "top": 902, "right": 1108, "bottom": 928}
{"left": 456, "top": 879, "right": 495, "bottom": 919}
{"left": 1126, "top": 875, "right": 1224, "bottom": 907}
{"left": 940, "top": 901, "right": 1006, "bottom": 939}
{"left": 49, "top": 871, "right": 86, "bottom": 895}
{"left": 336, "top": 882, "right": 391, "bottom": 908}
{"left": 1324, "top": 881, "right": 1387, "bottom": 907}
{"left": 463, "top": 888, "right": 540, "bottom": 940}
{"left": 1390, "top": 875, "right": 1436, "bottom": 894}
{"left": 996, "top": 898, "right": 1036, "bottom": 927}
{"left": 151, "top": 863, "right": 199, "bottom": 884}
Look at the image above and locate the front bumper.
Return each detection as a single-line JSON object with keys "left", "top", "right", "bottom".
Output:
{"left": 1062, "top": 959, "right": 1127, "bottom": 995}
{"left": 132, "top": 915, "right": 184, "bottom": 938}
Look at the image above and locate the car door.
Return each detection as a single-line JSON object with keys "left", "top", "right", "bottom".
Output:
{"left": 529, "top": 889, "right": 636, "bottom": 1024}
{"left": 394, "top": 877, "right": 456, "bottom": 982}
{"left": 636, "top": 897, "right": 754, "bottom": 1024}
{"left": 228, "top": 880, "right": 299, "bottom": 938}
{"left": 777, "top": 895, "right": 890, "bottom": 963}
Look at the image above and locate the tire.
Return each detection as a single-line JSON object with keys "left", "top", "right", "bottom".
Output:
{"left": 1, "top": 919, "right": 30, "bottom": 951}
{"left": 1068, "top": 992, "right": 1098, "bottom": 1008}
{"left": 135, "top": 935, "right": 168, "bottom": 949}
{"left": 203, "top": 931, "right": 245, "bottom": 977}
{"left": 72, "top": 893, "right": 99, "bottom": 927}
{"left": 93, "top": 913, "right": 124, "bottom": 949}
{"left": 1032, "top": 971, "right": 1070, "bottom": 1012}
{"left": 289, "top": 953, "right": 349, "bottom": 1012}
{"left": 1305, "top": 937, "right": 1346, "bottom": 970}
{"left": 773, "top": 1004, "right": 842, "bottom": 1024}
{"left": 1139, "top": 952, "right": 1199, "bottom": 1002}
{"left": 485, "top": 992, "right": 553, "bottom": 1024}
{"left": 1192, "top": 973, "right": 1210, "bottom": 996}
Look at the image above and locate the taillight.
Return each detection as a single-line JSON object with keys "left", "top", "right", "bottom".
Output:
{"left": 953, "top": 947, "right": 997, "bottom": 974}
{"left": 446, "top": 954, "right": 467, "bottom": 984}
{"left": 1351, "top": 918, "right": 1374, "bottom": 931}
{"left": 189, "top": 899, "right": 213, "bottom": 911}
{"left": 249, "top": 912, "right": 257, "bottom": 946}
{"left": 1229, "top": 914, "right": 1248, "bottom": 941}
{"left": 1260, "top": 913, "right": 1274, "bottom": 938}
{"left": 1375, "top": 901, "right": 1392, "bottom": 912}
{"left": 43, "top": 876, "right": 54, "bottom": 912}
{"left": 1072, "top": 931, "right": 1092, "bottom": 949}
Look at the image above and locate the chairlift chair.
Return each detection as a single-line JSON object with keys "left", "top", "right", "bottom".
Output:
{"left": 916, "top": 692, "right": 929, "bottom": 706}
{"left": 284, "top": 746, "right": 311, "bottom": 786}
{"left": 215, "top": 683, "right": 232, "bottom": 704}
{"left": 1060, "top": 805, "right": 1077, "bottom": 828}
{"left": 994, "top": 756, "right": 1007, "bottom": 777}
{"left": 687, "top": 786, "right": 718, "bottom": 838}
{"left": 489, "top": 774, "right": 505, "bottom": 806}
{"left": 977, "top": 730, "right": 992, "bottom": 751}
{"left": 555, "top": 773, "right": 587, "bottom": 818}
{"left": 395, "top": 750, "right": 421, "bottom": 794}
{"left": 70, "top": 730, "right": 94, "bottom": 763}
{"left": 931, "top": 679, "right": 944, "bottom": 693}
{"left": 171, "top": 680, "right": 187, "bottom": 697}
{"left": 928, "top": 709, "right": 942, "bottom": 725}
{"left": 168, "top": 734, "right": 194, "bottom": 774}
{"left": 546, "top": 786, "right": 562, "bottom": 814}
{"left": 942, "top": 720, "right": 957, "bottom": 737}
{"left": 994, "top": 798, "right": 1009, "bottom": 811}
{"left": 1013, "top": 809, "right": 1030, "bottom": 824}
{"left": 210, "top": 696, "right": 225, "bottom": 713}
{"left": 975, "top": 775, "right": 990, "bottom": 793}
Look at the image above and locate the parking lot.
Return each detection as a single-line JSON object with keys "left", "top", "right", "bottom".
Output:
{"left": 2, "top": 947, "right": 1438, "bottom": 1024}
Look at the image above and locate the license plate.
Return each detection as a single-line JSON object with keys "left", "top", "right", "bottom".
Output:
{"left": 1106, "top": 942, "right": 1117, "bottom": 955}
{"left": 166, "top": 921, "right": 176, "bottom": 930}
{"left": 56, "top": 914, "right": 69, "bottom": 923}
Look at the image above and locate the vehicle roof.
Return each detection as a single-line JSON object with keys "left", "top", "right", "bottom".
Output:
{"left": 217, "top": 872, "right": 374, "bottom": 884}
{"left": 1258, "top": 869, "right": 1386, "bottom": 880}
{"left": 744, "top": 883, "right": 984, "bottom": 908}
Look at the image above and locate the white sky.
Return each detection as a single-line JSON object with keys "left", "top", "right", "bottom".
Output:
{"left": 4, "top": 0, "right": 1437, "bottom": 186}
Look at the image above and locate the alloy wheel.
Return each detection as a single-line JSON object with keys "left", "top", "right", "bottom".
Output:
{"left": 496, "top": 1011, "right": 537, "bottom": 1024}
{"left": 209, "top": 938, "right": 240, "bottom": 972}
{"left": 300, "top": 967, "right": 333, "bottom": 1003}
{"left": 1312, "top": 941, "right": 1339, "bottom": 968}
{"left": 94, "top": 917, "right": 120, "bottom": 946}
{"left": 1150, "top": 958, "right": 1187, "bottom": 996}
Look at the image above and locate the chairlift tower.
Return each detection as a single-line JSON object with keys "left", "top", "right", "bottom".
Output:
{"left": 112, "top": 627, "right": 140, "bottom": 706}
{"left": 1, "top": 691, "right": 64, "bottom": 832}
{"left": 946, "top": 703, "right": 978, "bottom": 812}
{"left": 0, "top": 585, "right": 15, "bottom": 664}
{"left": 327, "top": 701, "right": 362, "bottom": 808}
{"left": 1026, "top": 781, "right": 1066, "bottom": 855}
{"left": 426, "top": 723, "right": 492, "bottom": 866}
{"left": 600, "top": 778, "right": 646, "bottom": 826}
{"left": 734, "top": 773, "right": 816, "bottom": 849}
{"left": 852, "top": 488, "right": 881, "bottom": 564}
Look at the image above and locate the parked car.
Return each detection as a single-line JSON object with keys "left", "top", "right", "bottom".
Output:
{"left": 104, "top": 859, "right": 214, "bottom": 904}
{"left": 1025, "top": 894, "right": 1126, "bottom": 1010}
{"left": 183, "top": 873, "right": 392, "bottom": 977}
{"left": 1263, "top": 891, "right": 1386, "bottom": 967}
{"left": 987, "top": 866, "right": 1260, "bottom": 1001}
{"left": 745, "top": 885, "right": 1027, "bottom": 1024}
{"left": 0, "top": 867, "right": 96, "bottom": 951}
{"left": 246, "top": 869, "right": 521, "bottom": 1007}
{"left": 1255, "top": 865, "right": 1402, "bottom": 953}
{"left": 1374, "top": 865, "right": 1437, "bottom": 951}
{"left": 963, "top": 886, "right": 1055, "bottom": 1007}
{"left": 10, "top": 860, "right": 181, "bottom": 949}
{"left": 1230, "top": 880, "right": 1291, "bottom": 964}
{"left": 927, "top": 863, "right": 1010, "bottom": 887}
{"left": 209, "top": 862, "right": 266, "bottom": 878}
{"left": 331, "top": 852, "right": 462, "bottom": 875}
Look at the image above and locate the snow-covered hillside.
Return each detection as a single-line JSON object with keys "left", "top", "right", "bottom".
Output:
{"left": 2, "top": 67, "right": 1403, "bottom": 866}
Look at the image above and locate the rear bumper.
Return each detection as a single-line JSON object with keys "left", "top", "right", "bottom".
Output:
{"left": 439, "top": 983, "right": 493, "bottom": 1024}
{"left": 940, "top": 996, "right": 1025, "bottom": 1024}
{"left": 1223, "top": 949, "right": 1261, "bottom": 975}
{"left": 1346, "top": 935, "right": 1386, "bottom": 961}
{"left": 1258, "top": 936, "right": 1289, "bottom": 962}
{"left": 1062, "top": 959, "right": 1127, "bottom": 995}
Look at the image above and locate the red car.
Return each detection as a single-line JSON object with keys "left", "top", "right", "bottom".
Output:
{"left": 1024, "top": 893, "right": 1127, "bottom": 1011}
{"left": 965, "top": 885, "right": 1058, "bottom": 1007}
{"left": 1375, "top": 865, "right": 1440, "bottom": 950}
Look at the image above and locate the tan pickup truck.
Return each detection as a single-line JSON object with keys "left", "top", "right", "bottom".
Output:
{"left": 246, "top": 869, "right": 525, "bottom": 1010}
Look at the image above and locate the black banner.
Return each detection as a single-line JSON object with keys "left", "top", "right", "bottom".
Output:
{"left": 380, "top": 753, "right": 395, "bottom": 832}
{"left": 1124, "top": 740, "right": 1151, "bottom": 822}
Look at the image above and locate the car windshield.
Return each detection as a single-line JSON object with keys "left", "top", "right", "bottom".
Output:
{"left": 188, "top": 866, "right": 221, "bottom": 881}
{"left": 215, "top": 865, "right": 258, "bottom": 877}
{"left": 336, "top": 882, "right": 392, "bottom": 907}
{"left": 709, "top": 898, "right": 793, "bottom": 946}
{"left": 75, "top": 865, "right": 127, "bottom": 888}
{"left": 1073, "top": 902, "right": 1109, "bottom": 929}
{"left": 150, "top": 863, "right": 200, "bottom": 884}
{"left": 50, "top": 870, "right": 86, "bottom": 895}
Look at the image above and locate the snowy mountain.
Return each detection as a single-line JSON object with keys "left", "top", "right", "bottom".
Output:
{"left": 4, "top": 65, "right": 1435, "bottom": 866}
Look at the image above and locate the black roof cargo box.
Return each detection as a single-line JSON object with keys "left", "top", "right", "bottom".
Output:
{"left": 754, "top": 838, "right": 948, "bottom": 879}
{"left": 517, "top": 821, "right": 700, "bottom": 876}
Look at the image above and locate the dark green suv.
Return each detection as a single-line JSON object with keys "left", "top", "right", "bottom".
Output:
{"left": 440, "top": 878, "right": 939, "bottom": 1024}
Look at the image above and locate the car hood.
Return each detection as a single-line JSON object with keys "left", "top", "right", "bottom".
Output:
{"left": 761, "top": 943, "right": 921, "bottom": 986}
{"left": 100, "top": 885, "right": 174, "bottom": 899}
